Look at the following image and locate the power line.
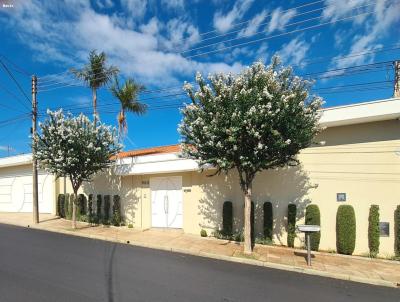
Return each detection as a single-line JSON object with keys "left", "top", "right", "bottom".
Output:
{"left": 37, "top": 76, "right": 396, "bottom": 115}
{"left": 0, "top": 81, "right": 30, "bottom": 113}
{"left": 180, "top": 0, "right": 326, "bottom": 41}
{"left": 171, "top": 3, "right": 329, "bottom": 53}
{"left": 0, "top": 55, "right": 31, "bottom": 77}
{"left": 36, "top": 55, "right": 397, "bottom": 94}
{"left": 184, "top": 10, "right": 374, "bottom": 59}
{"left": 182, "top": 2, "right": 374, "bottom": 55}
{"left": 0, "top": 58, "right": 31, "bottom": 110}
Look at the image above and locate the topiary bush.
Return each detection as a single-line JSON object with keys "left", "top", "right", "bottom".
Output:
{"left": 57, "top": 194, "right": 65, "bottom": 218}
{"left": 103, "top": 195, "right": 111, "bottom": 225}
{"left": 111, "top": 195, "right": 122, "bottom": 226}
{"left": 96, "top": 194, "right": 102, "bottom": 224}
{"left": 222, "top": 201, "right": 233, "bottom": 236}
{"left": 305, "top": 204, "right": 321, "bottom": 251}
{"left": 200, "top": 229, "right": 207, "bottom": 237}
{"left": 287, "top": 204, "right": 297, "bottom": 248}
{"left": 78, "top": 194, "right": 86, "bottom": 216}
{"left": 336, "top": 205, "right": 356, "bottom": 255}
{"left": 263, "top": 202, "right": 273, "bottom": 241}
{"left": 368, "top": 205, "right": 380, "bottom": 257}
{"left": 395, "top": 205, "right": 400, "bottom": 257}
{"left": 88, "top": 194, "right": 94, "bottom": 224}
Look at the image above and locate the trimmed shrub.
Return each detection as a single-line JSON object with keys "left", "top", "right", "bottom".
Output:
{"left": 368, "top": 205, "right": 380, "bottom": 257}
{"left": 96, "top": 194, "right": 102, "bottom": 223}
{"left": 287, "top": 204, "right": 297, "bottom": 248}
{"left": 263, "top": 202, "right": 273, "bottom": 241}
{"left": 200, "top": 229, "right": 207, "bottom": 237}
{"left": 111, "top": 195, "right": 122, "bottom": 226}
{"left": 222, "top": 201, "right": 233, "bottom": 236}
{"left": 78, "top": 194, "right": 86, "bottom": 216}
{"left": 103, "top": 195, "right": 111, "bottom": 224}
{"left": 57, "top": 194, "right": 65, "bottom": 218}
{"left": 305, "top": 204, "right": 321, "bottom": 251}
{"left": 395, "top": 205, "right": 400, "bottom": 257}
{"left": 336, "top": 205, "right": 356, "bottom": 255}
{"left": 88, "top": 194, "right": 94, "bottom": 224}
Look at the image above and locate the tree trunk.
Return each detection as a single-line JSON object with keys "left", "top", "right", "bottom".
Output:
{"left": 243, "top": 184, "right": 252, "bottom": 254}
{"left": 92, "top": 87, "right": 97, "bottom": 122}
{"left": 72, "top": 191, "right": 77, "bottom": 229}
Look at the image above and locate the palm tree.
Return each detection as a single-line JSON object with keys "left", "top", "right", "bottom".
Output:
{"left": 110, "top": 77, "right": 147, "bottom": 136}
{"left": 70, "top": 50, "right": 119, "bottom": 121}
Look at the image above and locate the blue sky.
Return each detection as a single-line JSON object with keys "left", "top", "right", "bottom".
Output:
{"left": 0, "top": 0, "right": 399, "bottom": 156}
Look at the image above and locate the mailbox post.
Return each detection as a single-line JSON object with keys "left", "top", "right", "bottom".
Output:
{"left": 297, "top": 225, "right": 321, "bottom": 266}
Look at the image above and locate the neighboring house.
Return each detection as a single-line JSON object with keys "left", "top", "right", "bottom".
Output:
{"left": 0, "top": 97, "right": 399, "bottom": 255}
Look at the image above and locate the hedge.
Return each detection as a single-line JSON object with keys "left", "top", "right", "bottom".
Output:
{"left": 287, "top": 204, "right": 297, "bottom": 248}
{"left": 57, "top": 194, "right": 66, "bottom": 218}
{"left": 305, "top": 204, "right": 321, "bottom": 251}
{"left": 96, "top": 194, "right": 102, "bottom": 223}
{"left": 78, "top": 194, "right": 86, "bottom": 217}
{"left": 88, "top": 194, "right": 94, "bottom": 224}
{"left": 336, "top": 205, "right": 356, "bottom": 255}
{"left": 222, "top": 201, "right": 233, "bottom": 236}
{"left": 263, "top": 202, "right": 273, "bottom": 241}
{"left": 395, "top": 205, "right": 400, "bottom": 257}
{"left": 112, "top": 195, "right": 122, "bottom": 226}
{"left": 368, "top": 205, "right": 380, "bottom": 257}
{"left": 103, "top": 195, "right": 111, "bottom": 224}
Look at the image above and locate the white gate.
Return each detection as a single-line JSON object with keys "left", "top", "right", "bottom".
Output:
{"left": 150, "top": 176, "right": 183, "bottom": 228}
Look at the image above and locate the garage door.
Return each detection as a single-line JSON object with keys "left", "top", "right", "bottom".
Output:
{"left": 150, "top": 176, "right": 183, "bottom": 228}
{"left": 0, "top": 169, "right": 54, "bottom": 213}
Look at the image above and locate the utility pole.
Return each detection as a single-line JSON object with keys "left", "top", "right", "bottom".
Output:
{"left": 32, "top": 75, "right": 39, "bottom": 224}
{"left": 394, "top": 61, "right": 400, "bottom": 98}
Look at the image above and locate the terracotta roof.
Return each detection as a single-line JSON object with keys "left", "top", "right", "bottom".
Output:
{"left": 117, "top": 144, "right": 181, "bottom": 158}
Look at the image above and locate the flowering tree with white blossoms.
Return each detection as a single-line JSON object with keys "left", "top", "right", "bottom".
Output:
{"left": 180, "top": 57, "right": 323, "bottom": 254}
{"left": 34, "top": 110, "right": 122, "bottom": 228}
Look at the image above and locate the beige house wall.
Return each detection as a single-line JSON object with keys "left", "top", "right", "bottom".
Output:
{"left": 58, "top": 119, "right": 400, "bottom": 256}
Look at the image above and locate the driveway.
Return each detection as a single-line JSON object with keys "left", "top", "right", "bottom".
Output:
{"left": 0, "top": 223, "right": 398, "bottom": 302}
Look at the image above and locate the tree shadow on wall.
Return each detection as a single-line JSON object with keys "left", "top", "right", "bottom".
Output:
{"left": 252, "top": 165, "right": 316, "bottom": 246}
{"left": 81, "top": 166, "right": 138, "bottom": 225}
{"left": 197, "top": 165, "right": 317, "bottom": 246}
{"left": 197, "top": 170, "right": 241, "bottom": 234}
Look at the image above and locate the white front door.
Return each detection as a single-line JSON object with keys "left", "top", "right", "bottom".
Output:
{"left": 150, "top": 176, "right": 183, "bottom": 228}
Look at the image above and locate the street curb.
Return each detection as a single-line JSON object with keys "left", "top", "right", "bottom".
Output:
{"left": 2, "top": 221, "right": 399, "bottom": 289}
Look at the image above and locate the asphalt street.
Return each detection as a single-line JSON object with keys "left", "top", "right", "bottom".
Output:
{"left": 0, "top": 223, "right": 398, "bottom": 302}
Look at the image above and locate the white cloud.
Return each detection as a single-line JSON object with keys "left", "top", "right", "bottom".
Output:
{"left": 1, "top": 0, "right": 243, "bottom": 87}
{"left": 96, "top": 0, "right": 114, "bottom": 9}
{"left": 324, "top": 0, "right": 400, "bottom": 68}
{"left": 267, "top": 7, "right": 296, "bottom": 33}
{"left": 160, "top": 18, "right": 200, "bottom": 51}
{"left": 278, "top": 37, "right": 310, "bottom": 67}
{"left": 120, "top": 0, "right": 147, "bottom": 19}
{"left": 238, "top": 10, "right": 267, "bottom": 38}
{"left": 255, "top": 42, "right": 269, "bottom": 62}
{"left": 139, "top": 17, "right": 161, "bottom": 35}
{"left": 161, "top": 0, "right": 184, "bottom": 10}
{"left": 213, "top": 0, "right": 254, "bottom": 33}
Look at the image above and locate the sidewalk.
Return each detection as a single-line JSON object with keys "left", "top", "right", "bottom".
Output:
{"left": 0, "top": 213, "right": 399, "bottom": 288}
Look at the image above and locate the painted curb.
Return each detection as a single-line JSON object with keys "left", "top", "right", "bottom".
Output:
{"left": 2, "top": 221, "right": 399, "bottom": 289}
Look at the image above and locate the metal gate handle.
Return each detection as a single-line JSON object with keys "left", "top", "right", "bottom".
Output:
{"left": 164, "top": 194, "right": 169, "bottom": 214}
